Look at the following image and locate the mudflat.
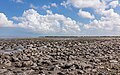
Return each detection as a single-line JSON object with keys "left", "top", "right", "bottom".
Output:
{"left": 0, "top": 37, "right": 120, "bottom": 75}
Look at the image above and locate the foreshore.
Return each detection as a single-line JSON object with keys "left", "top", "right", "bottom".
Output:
{"left": 0, "top": 37, "right": 120, "bottom": 75}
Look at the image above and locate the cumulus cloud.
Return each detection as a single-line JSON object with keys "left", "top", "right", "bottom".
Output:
{"left": 42, "top": 3, "right": 57, "bottom": 10}
{"left": 30, "top": 4, "right": 38, "bottom": 9}
{"left": 63, "top": 0, "right": 104, "bottom": 9}
{"left": 61, "top": 1, "right": 69, "bottom": 8}
{"left": 51, "top": 3, "right": 57, "bottom": 7}
{"left": 42, "top": 5, "right": 50, "bottom": 10}
{"left": 84, "top": 0, "right": 120, "bottom": 31}
{"left": 62, "top": 0, "right": 120, "bottom": 31}
{"left": 109, "top": 0, "right": 119, "bottom": 8}
{"left": 78, "top": 10, "right": 95, "bottom": 19}
{"left": 0, "top": 13, "right": 13, "bottom": 27}
{"left": 84, "top": 9, "right": 120, "bottom": 31}
{"left": 13, "top": 9, "right": 81, "bottom": 34}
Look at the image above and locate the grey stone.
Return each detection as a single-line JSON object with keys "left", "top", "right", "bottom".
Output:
{"left": 22, "top": 60, "right": 33, "bottom": 67}
{"left": 14, "top": 62, "right": 22, "bottom": 67}
{"left": 4, "top": 59, "right": 12, "bottom": 66}
{"left": 0, "top": 69, "right": 7, "bottom": 73}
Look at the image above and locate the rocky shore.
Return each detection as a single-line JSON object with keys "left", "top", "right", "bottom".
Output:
{"left": 0, "top": 38, "right": 120, "bottom": 75}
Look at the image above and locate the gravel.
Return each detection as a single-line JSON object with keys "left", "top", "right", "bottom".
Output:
{"left": 0, "top": 37, "right": 120, "bottom": 75}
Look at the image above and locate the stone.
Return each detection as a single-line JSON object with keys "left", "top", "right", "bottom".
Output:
{"left": 57, "top": 72, "right": 65, "bottom": 75}
{"left": 0, "top": 59, "right": 3, "bottom": 64}
{"left": 0, "top": 69, "right": 7, "bottom": 73}
{"left": 11, "top": 57, "right": 19, "bottom": 62}
{"left": 31, "top": 63, "right": 39, "bottom": 70}
{"left": 92, "top": 69, "right": 97, "bottom": 72}
{"left": 4, "top": 71, "right": 14, "bottom": 75}
{"left": 22, "top": 55, "right": 29, "bottom": 61}
{"left": 61, "top": 63, "right": 73, "bottom": 69}
{"left": 80, "top": 63, "right": 92, "bottom": 69}
{"left": 110, "top": 60, "right": 118, "bottom": 63}
{"left": 14, "top": 62, "right": 22, "bottom": 67}
{"left": 16, "top": 72, "right": 27, "bottom": 75}
{"left": 4, "top": 59, "right": 12, "bottom": 66}
{"left": 24, "top": 70, "right": 34, "bottom": 75}
{"left": 22, "top": 61, "right": 33, "bottom": 67}
{"left": 41, "top": 60, "right": 51, "bottom": 66}
{"left": 77, "top": 70, "right": 84, "bottom": 74}
{"left": 0, "top": 37, "right": 120, "bottom": 75}
{"left": 0, "top": 46, "right": 3, "bottom": 49}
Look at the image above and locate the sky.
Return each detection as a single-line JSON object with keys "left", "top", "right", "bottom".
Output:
{"left": 0, "top": 0, "right": 120, "bottom": 37}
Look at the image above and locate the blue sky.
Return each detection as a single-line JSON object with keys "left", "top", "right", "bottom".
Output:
{"left": 0, "top": 0, "right": 120, "bottom": 37}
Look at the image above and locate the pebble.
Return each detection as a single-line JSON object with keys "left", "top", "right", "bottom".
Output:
{"left": 110, "top": 60, "right": 118, "bottom": 63}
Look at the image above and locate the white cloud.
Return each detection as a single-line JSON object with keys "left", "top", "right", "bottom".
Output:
{"left": 109, "top": 0, "right": 119, "bottom": 8}
{"left": 46, "top": 10, "right": 53, "bottom": 15}
{"left": 66, "top": 0, "right": 104, "bottom": 9}
{"left": 63, "top": 0, "right": 120, "bottom": 32}
{"left": 0, "top": 13, "right": 13, "bottom": 27}
{"left": 51, "top": 3, "right": 57, "bottom": 7}
{"left": 84, "top": 9, "right": 120, "bottom": 31}
{"left": 30, "top": 4, "right": 37, "bottom": 9}
{"left": 42, "top": 5, "right": 50, "bottom": 10}
{"left": 42, "top": 3, "right": 57, "bottom": 10}
{"left": 12, "top": 0, "right": 24, "bottom": 3}
{"left": 61, "top": 1, "right": 69, "bottom": 8}
{"left": 13, "top": 9, "right": 81, "bottom": 34}
{"left": 78, "top": 10, "right": 95, "bottom": 19}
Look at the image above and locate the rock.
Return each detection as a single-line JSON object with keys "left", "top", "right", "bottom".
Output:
{"left": 1, "top": 37, "right": 120, "bottom": 75}
{"left": 14, "top": 45, "right": 24, "bottom": 50}
{"left": 12, "top": 68, "right": 22, "bottom": 73}
{"left": 4, "top": 59, "right": 12, "bottom": 66}
{"left": 73, "top": 64, "right": 80, "bottom": 69}
{"left": 61, "top": 63, "right": 73, "bottom": 69}
{"left": 80, "top": 63, "right": 92, "bottom": 69}
{"left": 0, "top": 59, "right": 3, "bottom": 64}
{"left": 0, "top": 69, "right": 7, "bottom": 73}
{"left": 92, "top": 69, "right": 97, "bottom": 72}
{"left": 41, "top": 60, "right": 51, "bottom": 66}
{"left": 110, "top": 60, "right": 118, "bottom": 63}
{"left": 22, "top": 55, "right": 29, "bottom": 61}
{"left": 16, "top": 72, "right": 27, "bottom": 75}
{"left": 33, "top": 63, "right": 37, "bottom": 67}
{"left": 11, "top": 56, "right": 19, "bottom": 62}
{"left": 24, "top": 70, "right": 34, "bottom": 75}
{"left": 31, "top": 66, "right": 39, "bottom": 70}
{"left": 98, "top": 66, "right": 104, "bottom": 69}
{"left": 4, "top": 71, "right": 14, "bottom": 75}
{"left": 14, "top": 62, "right": 22, "bottom": 67}
{"left": 31, "top": 63, "right": 39, "bottom": 70}
{"left": 49, "top": 66, "right": 54, "bottom": 71}
{"left": 98, "top": 73, "right": 106, "bottom": 75}
{"left": 0, "top": 46, "right": 3, "bottom": 49}
{"left": 94, "top": 59, "right": 101, "bottom": 63}
{"left": 77, "top": 70, "right": 84, "bottom": 74}
{"left": 57, "top": 72, "right": 65, "bottom": 75}
{"left": 22, "top": 60, "right": 33, "bottom": 67}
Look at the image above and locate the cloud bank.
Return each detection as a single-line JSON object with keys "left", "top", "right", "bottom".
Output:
{"left": 78, "top": 10, "right": 95, "bottom": 19}
{"left": 0, "top": 13, "right": 13, "bottom": 27}
{"left": 0, "top": 0, "right": 120, "bottom": 35}
{"left": 13, "top": 9, "right": 80, "bottom": 35}
{"left": 62, "top": 0, "right": 120, "bottom": 32}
